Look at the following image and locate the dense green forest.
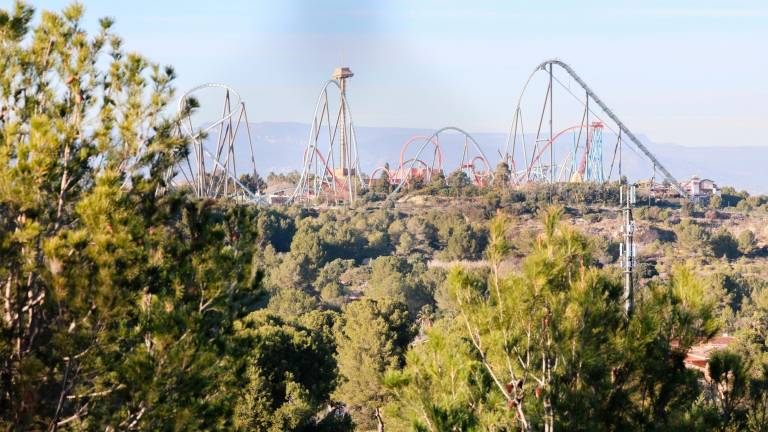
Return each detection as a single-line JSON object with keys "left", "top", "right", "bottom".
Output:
{"left": 3, "top": 3, "right": 768, "bottom": 431}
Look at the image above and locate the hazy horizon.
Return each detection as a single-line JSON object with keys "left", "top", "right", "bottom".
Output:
{"left": 28, "top": 0, "right": 768, "bottom": 150}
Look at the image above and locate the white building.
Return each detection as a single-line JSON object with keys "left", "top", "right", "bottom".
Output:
{"left": 682, "top": 175, "right": 719, "bottom": 198}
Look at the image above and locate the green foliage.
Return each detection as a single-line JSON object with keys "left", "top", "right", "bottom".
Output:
{"left": 446, "top": 171, "right": 472, "bottom": 192}
{"left": 266, "top": 170, "right": 301, "bottom": 186}
{"left": 367, "top": 256, "right": 433, "bottom": 314}
{"left": 738, "top": 229, "right": 757, "bottom": 255}
{"left": 384, "top": 318, "right": 505, "bottom": 431}
{"left": 708, "top": 351, "right": 749, "bottom": 427}
{"left": 316, "top": 258, "right": 354, "bottom": 307}
{"left": 0, "top": 4, "right": 339, "bottom": 429}
{"left": 370, "top": 164, "right": 393, "bottom": 194}
{"left": 430, "top": 211, "right": 486, "bottom": 260}
{"left": 711, "top": 228, "right": 740, "bottom": 259}
{"left": 402, "top": 209, "right": 725, "bottom": 431}
{"left": 228, "top": 311, "right": 345, "bottom": 431}
{"left": 746, "top": 363, "right": 768, "bottom": 431}
{"left": 289, "top": 221, "right": 327, "bottom": 278}
{"left": 256, "top": 207, "right": 296, "bottom": 252}
{"left": 734, "top": 286, "right": 768, "bottom": 368}
{"left": 239, "top": 172, "right": 267, "bottom": 194}
{"left": 333, "top": 299, "right": 413, "bottom": 430}
{"left": 269, "top": 253, "right": 316, "bottom": 292}
{"left": 696, "top": 350, "right": 768, "bottom": 431}
{"left": 714, "top": 188, "right": 768, "bottom": 213}
{"left": 669, "top": 264, "right": 721, "bottom": 339}
{"left": 675, "top": 219, "right": 711, "bottom": 254}
{"left": 0, "top": 2, "right": 245, "bottom": 427}
{"left": 492, "top": 162, "right": 511, "bottom": 189}
{"left": 267, "top": 288, "right": 319, "bottom": 319}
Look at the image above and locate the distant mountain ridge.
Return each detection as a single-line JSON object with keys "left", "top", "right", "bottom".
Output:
{"left": 223, "top": 122, "right": 767, "bottom": 194}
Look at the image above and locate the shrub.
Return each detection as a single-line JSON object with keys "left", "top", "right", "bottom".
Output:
{"left": 674, "top": 219, "right": 711, "bottom": 254}
{"left": 737, "top": 230, "right": 756, "bottom": 255}
{"left": 710, "top": 229, "right": 740, "bottom": 259}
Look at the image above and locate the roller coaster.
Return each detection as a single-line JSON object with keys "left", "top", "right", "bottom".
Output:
{"left": 505, "top": 59, "right": 684, "bottom": 195}
{"left": 172, "top": 83, "right": 266, "bottom": 202}
{"left": 368, "top": 127, "right": 494, "bottom": 192}
{"left": 290, "top": 67, "right": 365, "bottom": 205}
{"left": 170, "top": 59, "right": 689, "bottom": 205}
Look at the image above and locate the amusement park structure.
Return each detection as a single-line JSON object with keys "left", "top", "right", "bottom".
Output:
{"left": 168, "top": 59, "right": 690, "bottom": 206}
{"left": 368, "top": 127, "right": 495, "bottom": 193}
{"left": 368, "top": 135, "right": 443, "bottom": 189}
{"left": 172, "top": 83, "right": 264, "bottom": 202}
{"left": 505, "top": 59, "right": 685, "bottom": 195}
{"left": 289, "top": 67, "right": 365, "bottom": 205}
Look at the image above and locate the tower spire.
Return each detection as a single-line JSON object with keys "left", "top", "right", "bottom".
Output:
{"left": 332, "top": 67, "right": 354, "bottom": 177}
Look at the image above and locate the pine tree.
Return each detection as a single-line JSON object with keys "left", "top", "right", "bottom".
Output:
{"left": 333, "top": 299, "right": 413, "bottom": 431}
{"left": 229, "top": 310, "right": 346, "bottom": 431}
{"left": 0, "top": 3, "right": 267, "bottom": 428}
{"left": 384, "top": 319, "right": 498, "bottom": 431}
{"left": 492, "top": 161, "right": 511, "bottom": 189}
{"left": 442, "top": 208, "right": 722, "bottom": 430}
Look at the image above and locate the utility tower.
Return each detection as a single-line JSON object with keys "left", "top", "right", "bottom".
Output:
{"left": 333, "top": 67, "right": 354, "bottom": 179}
{"left": 620, "top": 184, "right": 637, "bottom": 315}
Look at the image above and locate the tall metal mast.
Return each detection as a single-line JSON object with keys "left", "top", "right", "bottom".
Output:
{"left": 333, "top": 67, "right": 354, "bottom": 177}
{"left": 620, "top": 183, "right": 637, "bottom": 315}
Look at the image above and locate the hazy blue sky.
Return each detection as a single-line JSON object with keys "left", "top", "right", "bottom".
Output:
{"left": 25, "top": 1, "right": 768, "bottom": 147}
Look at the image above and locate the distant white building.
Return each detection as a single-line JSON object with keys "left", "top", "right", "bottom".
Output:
{"left": 682, "top": 175, "right": 719, "bottom": 198}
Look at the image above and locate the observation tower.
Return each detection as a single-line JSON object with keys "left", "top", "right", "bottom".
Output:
{"left": 332, "top": 67, "right": 355, "bottom": 179}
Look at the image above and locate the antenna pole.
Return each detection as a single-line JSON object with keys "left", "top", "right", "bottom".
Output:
{"left": 620, "top": 183, "right": 636, "bottom": 315}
